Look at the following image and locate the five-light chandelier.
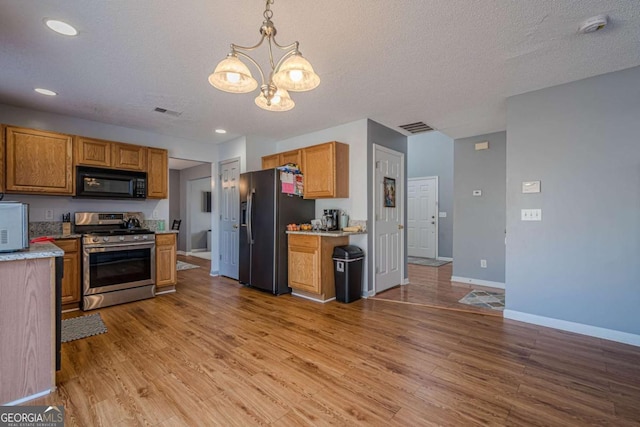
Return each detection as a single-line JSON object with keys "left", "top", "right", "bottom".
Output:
{"left": 208, "top": 0, "right": 320, "bottom": 112}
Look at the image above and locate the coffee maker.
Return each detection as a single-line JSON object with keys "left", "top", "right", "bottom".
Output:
{"left": 323, "top": 209, "right": 340, "bottom": 231}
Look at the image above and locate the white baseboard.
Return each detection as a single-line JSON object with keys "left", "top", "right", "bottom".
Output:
{"left": 363, "top": 290, "right": 376, "bottom": 298}
{"left": 177, "top": 250, "right": 187, "bottom": 256}
{"left": 291, "top": 292, "right": 335, "bottom": 304}
{"left": 209, "top": 270, "right": 219, "bottom": 277}
{"left": 402, "top": 277, "right": 410, "bottom": 285}
{"left": 504, "top": 310, "right": 640, "bottom": 348}
{"left": 62, "top": 307, "right": 80, "bottom": 313}
{"left": 5, "top": 389, "right": 51, "bottom": 406}
{"left": 450, "top": 276, "right": 505, "bottom": 290}
{"left": 156, "top": 289, "right": 176, "bottom": 295}
{"left": 437, "top": 256, "right": 453, "bottom": 262}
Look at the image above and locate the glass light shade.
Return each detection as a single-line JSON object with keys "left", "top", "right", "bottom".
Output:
{"left": 273, "top": 53, "right": 320, "bottom": 92}
{"left": 208, "top": 56, "right": 258, "bottom": 93}
{"left": 255, "top": 88, "right": 295, "bottom": 112}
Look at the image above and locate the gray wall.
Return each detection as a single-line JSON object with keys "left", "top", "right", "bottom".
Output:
{"left": 506, "top": 66, "right": 640, "bottom": 335}
{"left": 367, "top": 119, "right": 408, "bottom": 290}
{"left": 177, "top": 163, "right": 212, "bottom": 252}
{"left": 169, "top": 169, "right": 181, "bottom": 227}
{"left": 189, "top": 177, "right": 212, "bottom": 250}
{"left": 407, "top": 131, "right": 454, "bottom": 258}
{"left": 453, "top": 132, "right": 506, "bottom": 284}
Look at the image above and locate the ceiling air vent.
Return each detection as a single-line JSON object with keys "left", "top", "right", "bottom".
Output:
{"left": 153, "top": 107, "right": 182, "bottom": 117}
{"left": 398, "top": 121, "right": 434, "bottom": 134}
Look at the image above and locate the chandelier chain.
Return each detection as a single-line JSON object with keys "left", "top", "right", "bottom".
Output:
{"left": 264, "top": 0, "right": 274, "bottom": 20}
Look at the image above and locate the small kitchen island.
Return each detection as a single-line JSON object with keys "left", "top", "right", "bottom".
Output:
{"left": 286, "top": 230, "right": 365, "bottom": 302}
{"left": 0, "top": 242, "right": 63, "bottom": 405}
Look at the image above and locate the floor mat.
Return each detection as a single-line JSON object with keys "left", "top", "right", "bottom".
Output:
{"left": 407, "top": 256, "right": 451, "bottom": 267}
{"left": 61, "top": 313, "right": 107, "bottom": 343}
{"left": 458, "top": 290, "right": 505, "bottom": 311}
{"left": 177, "top": 260, "right": 200, "bottom": 271}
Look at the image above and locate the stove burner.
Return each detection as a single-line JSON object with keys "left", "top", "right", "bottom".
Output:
{"left": 87, "top": 228, "right": 153, "bottom": 236}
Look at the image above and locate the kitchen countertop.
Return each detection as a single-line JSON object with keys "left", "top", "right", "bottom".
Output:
{"left": 0, "top": 242, "right": 64, "bottom": 262}
{"left": 155, "top": 230, "right": 179, "bottom": 234}
{"left": 286, "top": 230, "right": 367, "bottom": 237}
{"left": 33, "top": 234, "right": 83, "bottom": 240}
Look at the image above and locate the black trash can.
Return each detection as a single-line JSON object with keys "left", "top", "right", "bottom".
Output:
{"left": 333, "top": 245, "right": 365, "bottom": 303}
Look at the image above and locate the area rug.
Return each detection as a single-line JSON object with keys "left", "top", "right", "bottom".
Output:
{"left": 407, "top": 256, "right": 451, "bottom": 267}
{"left": 458, "top": 290, "right": 505, "bottom": 311}
{"left": 61, "top": 313, "right": 107, "bottom": 343}
{"left": 177, "top": 260, "right": 200, "bottom": 271}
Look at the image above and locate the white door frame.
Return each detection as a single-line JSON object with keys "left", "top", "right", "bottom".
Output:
{"left": 408, "top": 176, "right": 439, "bottom": 259}
{"left": 372, "top": 144, "right": 405, "bottom": 295}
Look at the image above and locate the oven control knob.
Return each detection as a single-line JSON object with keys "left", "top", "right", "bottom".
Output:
{"left": 103, "top": 237, "right": 109, "bottom": 242}
{"left": 92, "top": 237, "right": 99, "bottom": 243}
{"left": 119, "top": 236, "right": 125, "bottom": 241}
{"left": 142, "top": 235, "right": 148, "bottom": 240}
{"left": 133, "top": 236, "right": 139, "bottom": 240}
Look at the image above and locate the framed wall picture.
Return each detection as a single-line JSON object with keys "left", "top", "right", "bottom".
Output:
{"left": 383, "top": 177, "right": 396, "bottom": 207}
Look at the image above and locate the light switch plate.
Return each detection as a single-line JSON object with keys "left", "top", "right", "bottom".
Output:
{"left": 522, "top": 181, "right": 541, "bottom": 193}
{"left": 438, "top": 212, "right": 447, "bottom": 218}
{"left": 521, "top": 209, "right": 542, "bottom": 221}
{"left": 475, "top": 141, "right": 489, "bottom": 150}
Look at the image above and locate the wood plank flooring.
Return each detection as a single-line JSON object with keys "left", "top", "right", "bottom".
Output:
{"left": 374, "top": 263, "right": 505, "bottom": 316}
{"left": 29, "top": 255, "right": 640, "bottom": 426}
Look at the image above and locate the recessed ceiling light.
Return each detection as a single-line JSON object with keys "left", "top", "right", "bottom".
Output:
{"left": 215, "top": 129, "right": 227, "bottom": 134}
{"left": 45, "top": 19, "right": 78, "bottom": 36}
{"left": 34, "top": 88, "right": 57, "bottom": 96}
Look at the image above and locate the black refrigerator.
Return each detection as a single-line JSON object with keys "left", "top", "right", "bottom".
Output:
{"left": 239, "top": 169, "right": 315, "bottom": 294}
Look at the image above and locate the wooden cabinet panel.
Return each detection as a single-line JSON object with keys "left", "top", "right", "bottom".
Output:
{"left": 156, "top": 233, "right": 177, "bottom": 289}
{"left": 112, "top": 143, "right": 147, "bottom": 171}
{"left": 280, "top": 149, "right": 301, "bottom": 167}
{"left": 55, "top": 239, "right": 80, "bottom": 305}
{"left": 75, "top": 136, "right": 112, "bottom": 167}
{"left": 0, "top": 125, "right": 5, "bottom": 193}
{"left": 5, "top": 126, "right": 74, "bottom": 194}
{"left": 147, "top": 148, "right": 168, "bottom": 199}
{"left": 262, "top": 154, "right": 280, "bottom": 170}
{"left": 288, "top": 234, "right": 348, "bottom": 301}
{"left": 301, "top": 141, "right": 349, "bottom": 199}
{"left": 288, "top": 244, "right": 320, "bottom": 293}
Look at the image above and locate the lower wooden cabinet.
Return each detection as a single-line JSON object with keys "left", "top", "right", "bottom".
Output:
{"left": 288, "top": 234, "right": 348, "bottom": 302}
{"left": 54, "top": 238, "right": 81, "bottom": 306}
{"left": 156, "top": 233, "right": 177, "bottom": 290}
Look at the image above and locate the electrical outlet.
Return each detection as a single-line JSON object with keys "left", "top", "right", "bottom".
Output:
{"left": 480, "top": 259, "right": 487, "bottom": 268}
{"left": 45, "top": 209, "right": 54, "bottom": 220}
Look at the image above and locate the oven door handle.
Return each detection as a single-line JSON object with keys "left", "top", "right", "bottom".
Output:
{"left": 84, "top": 242, "right": 156, "bottom": 251}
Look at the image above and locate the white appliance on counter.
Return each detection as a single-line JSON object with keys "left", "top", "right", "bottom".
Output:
{"left": 0, "top": 202, "right": 29, "bottom": 252}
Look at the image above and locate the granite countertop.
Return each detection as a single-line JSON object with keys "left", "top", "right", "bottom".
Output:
{"left": 286, "top": 230, "right": 367, "bottom": 237}
{"left": 155, "top": 230, "right": 179, "bottom": 234}
{"left": 0, "top": 242, "right": 64, "bottom": 262}
{"left": 33, "top": 234, "right": 83, "bottom": 240}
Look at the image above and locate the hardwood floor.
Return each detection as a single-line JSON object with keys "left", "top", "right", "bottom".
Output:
{"left": 373, "top": 263, "right": 505, "bottom": 316}
{"left": 30, "top": 255, "right": 640, "bottom": 426}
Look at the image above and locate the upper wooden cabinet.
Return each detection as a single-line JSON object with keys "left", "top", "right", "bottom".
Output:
{"left": 302, "top": 141, "right": 349, "bottom": 199}
{"left": 147, "top": 148, "right": 168, "bottom": 199}
{"left": 76, "top": 137, "right": 147, "bottom": 171}
{"left": 261, "top": 149, "right": 301, "bottom": 170}
{"left": 75, "top": 136, "right": 112, "bottom": 167}
{"left": 113, "top": 143, "right": 147, "bottom": 171}
{"left": 4, "top": 126, "right": 74, "bottom": 195}
{"left": 0, "top": 126, "right": 5, "bottom": 193}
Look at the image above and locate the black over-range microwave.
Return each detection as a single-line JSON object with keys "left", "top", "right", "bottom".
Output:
{"left": 76, "top": 166, "right": 147, "bottom": 199}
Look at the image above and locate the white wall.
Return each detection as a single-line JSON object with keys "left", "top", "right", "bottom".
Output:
{"left": 189, "top": 177, "right": 212, "bottom": 250}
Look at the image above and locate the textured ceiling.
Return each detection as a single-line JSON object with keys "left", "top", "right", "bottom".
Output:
{"left": 0, "top": 1, "right": 639, "bottom": 145}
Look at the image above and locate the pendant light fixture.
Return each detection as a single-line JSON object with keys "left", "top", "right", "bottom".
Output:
{"left": 208, "top": 0, "right": 320, "bottom": 112}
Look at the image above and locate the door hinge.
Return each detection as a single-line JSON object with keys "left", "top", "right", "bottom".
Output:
{"left": 376, "top": 161, "right": 380, "bottom": 169}
{"left": 219, "top": 254, "right": 222, "bottom": 260}
{"left": 220, "top": 214, "right": 222, "bottom": 220}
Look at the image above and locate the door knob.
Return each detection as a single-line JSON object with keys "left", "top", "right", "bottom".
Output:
{"left": 431, "top": 221, "right": 435, "bottom": 224}
{"left": 398, "top": 224, "right": 404, "bottom": 230}
{"left": 233, "top": 224, "right": 239, "bottom": 229}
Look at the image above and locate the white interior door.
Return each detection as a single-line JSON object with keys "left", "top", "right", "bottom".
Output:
{"left": 219, "top": 159, "right": 240, "bottom": 279}
{"left": 407, "top": 177, "right": 438, "bottom": 258}
{"left": 374, "top": 145, "right": 404, "bottom": 293}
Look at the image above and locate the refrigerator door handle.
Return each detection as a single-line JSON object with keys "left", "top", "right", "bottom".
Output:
{"left": 247, "top": 192, "right": 254, "bottom": 244}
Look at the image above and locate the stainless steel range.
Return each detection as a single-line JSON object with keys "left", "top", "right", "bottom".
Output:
{"left": 75, "top": 212, "right": 155, "bottom": 310}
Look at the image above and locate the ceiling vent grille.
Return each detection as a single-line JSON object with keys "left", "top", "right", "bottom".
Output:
{"left": 153, "top": 107, "right": 182, "bottom": 117}
{"left": 398, "top": 121, "right": 434, "bottom": 134}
